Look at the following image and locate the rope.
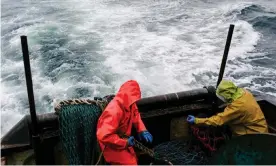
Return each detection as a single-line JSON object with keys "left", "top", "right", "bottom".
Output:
{"left": 191, "top": 126, "right": 225, "bottom": 152}
{"left": 120, "top": 134, "right": 173, "bottom": 165}
{"left": 95, "top": 147, "right": 105, "bottom": 165}
{"left": 54, "top": 98, "right": 108, "bottom": 113}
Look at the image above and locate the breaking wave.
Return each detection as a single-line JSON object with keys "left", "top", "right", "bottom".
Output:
{"left": 1, "top": 0, "right": 276, "bottom": 137}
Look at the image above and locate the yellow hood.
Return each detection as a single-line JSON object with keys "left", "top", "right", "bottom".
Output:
{"left": 216, "top": 80, "right": 244, "bottom": 103}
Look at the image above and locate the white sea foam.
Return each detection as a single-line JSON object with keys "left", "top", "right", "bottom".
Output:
{"left": 1, "top": 0, "right": 275, "bottom": 137}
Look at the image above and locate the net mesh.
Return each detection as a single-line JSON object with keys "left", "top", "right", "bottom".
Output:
{"left": 57, "top": 104, "right": 102, "bottom": 165}
{"left": 152, "top": 126, "right": 227, "bottom": 165}
{"left": 153, "top": 140, "right": 208, "bottom": 165}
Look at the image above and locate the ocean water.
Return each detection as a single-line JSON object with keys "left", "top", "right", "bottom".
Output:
{"left": 1, "top": 0, "right": 276, "bottom": 137}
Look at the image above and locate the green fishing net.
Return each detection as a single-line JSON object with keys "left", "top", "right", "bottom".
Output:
{"left": 57, "top": 103, "right": 103, "bottom": 165}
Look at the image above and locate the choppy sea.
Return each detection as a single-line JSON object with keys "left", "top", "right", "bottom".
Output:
{"left": 1, "top": 0, "right": 276, "bottom": 136}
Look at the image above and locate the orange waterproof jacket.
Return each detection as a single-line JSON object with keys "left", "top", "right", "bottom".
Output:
{"left": 96, "top": 80, "right": 146, "bottom": 165}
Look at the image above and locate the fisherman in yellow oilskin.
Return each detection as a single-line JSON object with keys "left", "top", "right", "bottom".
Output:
{"left": 187, "top": 80, "right": 268, "bottom": 136}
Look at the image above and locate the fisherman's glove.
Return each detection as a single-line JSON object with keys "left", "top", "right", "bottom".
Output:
{"left": 138, "top": 131, "right": 153, "bottom": 143}
{"left": 127, "top": 136, "right": 135, "bottom": 147}
{"left": 187, "top": 115, "right": 195, "bottom": 124}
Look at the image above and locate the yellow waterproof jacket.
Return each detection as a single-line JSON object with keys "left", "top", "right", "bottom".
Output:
{"left": 195, "top": 80, "right": 268, "bottom": 136}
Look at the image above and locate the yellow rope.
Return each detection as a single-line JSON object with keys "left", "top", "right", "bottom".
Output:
{"left": 95, "top": 146, "right": 106, "bottom": 165}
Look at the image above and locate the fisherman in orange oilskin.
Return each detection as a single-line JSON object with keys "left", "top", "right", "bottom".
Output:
{"left": 96, "top": 80, "right": 153, "bottom": 165}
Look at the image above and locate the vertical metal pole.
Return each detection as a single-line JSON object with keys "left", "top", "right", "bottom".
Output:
{"left": 20, "top": 36, "right": 42, "bottom": 164}
{"left": 216, "top": 24, "right": 235, "bottom": 87}
{"left": 21, "top": 36, "right": 38, "bottom": 138}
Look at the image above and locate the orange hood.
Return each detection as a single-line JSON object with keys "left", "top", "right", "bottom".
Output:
{"left": 114, "top": 80, "right": 141, "bottom": 111}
